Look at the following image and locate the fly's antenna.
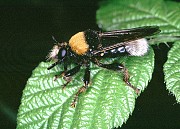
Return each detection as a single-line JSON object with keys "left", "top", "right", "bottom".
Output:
{"left": 52, "top": 35, "right": 59, "bottom": 43}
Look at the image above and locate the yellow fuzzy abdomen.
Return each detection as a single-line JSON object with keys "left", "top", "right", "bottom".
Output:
{"left": 69, "top": 32, "right": 89, "bottom": 55}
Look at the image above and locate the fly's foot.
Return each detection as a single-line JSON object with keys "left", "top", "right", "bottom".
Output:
{"left": 62, "top": 76, "right": 72, "bottom": 90}
{"left": 53, "top": 71, "right": 72, "bottom": 90}
{"left": 71, "top": 86, "right": 87, "bottom": 108}
{"left": 53, "top": 71, "right": 66, "bottom": 81}
{"left": 123, "top": 68, "right": 140, "bottom": 94}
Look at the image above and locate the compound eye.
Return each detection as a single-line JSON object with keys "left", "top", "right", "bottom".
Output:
{"left": 59, "top": 48, "right": 67, "bottom": 59}
{"left": 60, "top": 49, "right": 66, "bottom": 58}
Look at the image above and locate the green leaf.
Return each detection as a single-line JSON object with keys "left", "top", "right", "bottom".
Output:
{"left": 97, "top": 0, "right": 180, "bottom": 38}
{"left": 164, "top": 41, "right": 180, "bottom": 103}
{"left": 17, "top": 47, "right": 154, "bottom": 128}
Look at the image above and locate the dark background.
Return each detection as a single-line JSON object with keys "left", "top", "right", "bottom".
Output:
{"left": 0, "top": 0, "right": 179, "bottom": 129}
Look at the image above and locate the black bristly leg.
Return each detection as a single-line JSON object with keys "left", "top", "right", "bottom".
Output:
{"left": 71, "top": 65, "right": 90, "bottom": 107}
{"left": 47, "top": 57, "right": 66, "bottom": 70}
{"left": 47, "top": 60, "right": 65, "bottom": 81}
{"left": 93, "top": 60, "right": 140, "bottom": 94}
{"left": 60, "top": 65, "right": 81, "bottom": 89}
{"left": 54, "top": 58, "right": 68, "bottom": 81}
{"left": 47, "top": 61, "right": 59, "bottom": 70}
{"left": 63, "top": 61, "right": 68, "bottom": 71}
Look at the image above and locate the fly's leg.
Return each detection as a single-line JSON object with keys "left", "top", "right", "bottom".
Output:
{"left": 71, "top": 65, "right": 90, "bottom": 107}
{"left": 121, "top": 66, "right": 140, "bottom": 94}
{"left": 93, "top": 60, "right": 140, "bottom": 94}
{"left": 47, "top": 58, "right": 67, "bottom": 80}
{"left": 61, "top": 65, "right": 81, "bottom": 89}
{"left": 54, "top": 59, "right": 68, "bottom": 81}
{"left": 47, "top": 61, "right": 59, "bottom": 70}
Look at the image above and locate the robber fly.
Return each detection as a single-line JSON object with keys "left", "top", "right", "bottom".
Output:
{"left": 47, "top": 26, "right": 160, "bottom": 107}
